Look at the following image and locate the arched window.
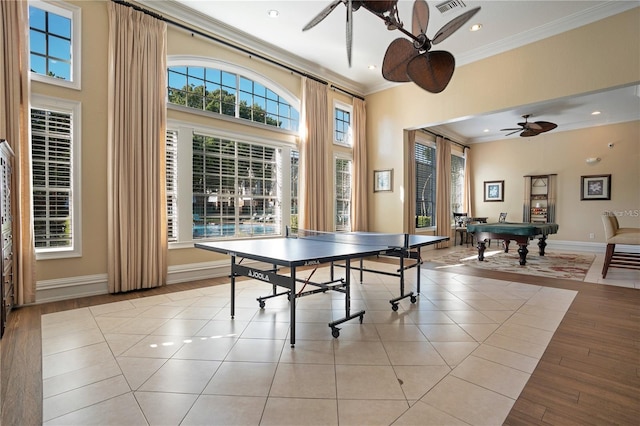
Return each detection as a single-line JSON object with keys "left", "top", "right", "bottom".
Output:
{"left": 167, "top": 57, "right": 300, "bottom": 131}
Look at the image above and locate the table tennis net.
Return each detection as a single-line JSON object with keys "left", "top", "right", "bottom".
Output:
{"left": 291, "top": 228, "right": 409, "bottom": 249}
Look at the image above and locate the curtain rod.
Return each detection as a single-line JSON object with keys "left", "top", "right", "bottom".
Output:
{"left": 331, "top": 85, "right": 365, "bottom": 101}
{"left": 421, "top": 128, "right": 470, "bottom": 151}
{"left": 110, "top": 0, "right": 364, "bottom": 100}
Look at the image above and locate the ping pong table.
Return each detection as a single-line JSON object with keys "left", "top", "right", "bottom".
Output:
{"left": 195, "top": 228, "right": 448, "bottom": 346}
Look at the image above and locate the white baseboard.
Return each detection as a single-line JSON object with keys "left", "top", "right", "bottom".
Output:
{"left": 34, "top": 259, "right": 261, "bottom": 304}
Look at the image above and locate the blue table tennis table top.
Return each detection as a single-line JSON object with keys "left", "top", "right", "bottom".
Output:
{"left": 195, "top": 231, "right": 448, "bottom": 267}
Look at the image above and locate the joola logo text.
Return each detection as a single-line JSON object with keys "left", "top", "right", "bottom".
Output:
{"left": 305, "top": 260, "right": 320, "bottom": 266}
{"left": 248, "top": 269, "right": 270, "bottom": 282}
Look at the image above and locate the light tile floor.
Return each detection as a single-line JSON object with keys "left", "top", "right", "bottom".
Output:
{"left": 40, "top": 258, "right": 589, "bottom": 426}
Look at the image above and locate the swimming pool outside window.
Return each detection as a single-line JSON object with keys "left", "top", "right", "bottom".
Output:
{"left": 192, "top": 134, "right": 281, "bottom": 239}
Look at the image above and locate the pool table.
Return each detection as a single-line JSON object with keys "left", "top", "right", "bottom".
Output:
{"left": 465, "top": 222, "right": 559, "bottom": 265}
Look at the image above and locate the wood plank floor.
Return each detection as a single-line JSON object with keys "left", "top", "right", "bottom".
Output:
{"left": 1, "top": 265, "right": 639, "bottom": 425}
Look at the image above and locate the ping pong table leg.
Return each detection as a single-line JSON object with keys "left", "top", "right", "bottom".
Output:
{"left": 230, "top": 256, "right": 236, "bottom": 319}
{"left": 388, "top": 248, "right": 418, "bottom": 311}
{"left": 328, "top": 258, "right": 366, "bottom": 338}
{"left": 290, "top": 267, "right": 296, "bottom": 347}
{"left": 416, "top": 247, "right": 422, "bottom": 295}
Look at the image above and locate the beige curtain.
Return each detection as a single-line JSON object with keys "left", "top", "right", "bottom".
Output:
{"left": 404, "top": 130, "right": 417, "bottom": 234}
{"left": 299, "top": 77, "right": 328, "bottom": 231}
{"left": 463, "top": 148, "right": 472, "bottom": 216}
{"left": 0, "top": 0, "right": 36, "bottom": 305}
{"left": 435, "top": 136, "right": 451, "bottom": 247}
{"left": 107, "top": 3, "right": 167, "bottom": 293}
{"left": 350, "top": 97, "right": 368, "bottom": 231}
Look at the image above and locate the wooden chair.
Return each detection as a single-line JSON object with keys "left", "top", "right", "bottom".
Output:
{"left": 487, "top": 213, "right": 507, "bottom": 247}
{"left": 601, "top": 212, "right": 640, "bottom": 278}
{"left": 453, "top": 212, "right": 469, "bottom": 246}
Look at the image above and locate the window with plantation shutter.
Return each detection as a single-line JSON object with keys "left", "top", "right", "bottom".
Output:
{"left": 451, "top": 153, "right": 465, "bottom": 216}
{"left": 192, "top": 134, "right": 281, "bottom": 239}
{"left": 166, "top": 129, "right": 178, "bottom": 242}
{"left": 415, "top": 142, "right": 436, "bottom": 228}
{"left": 335, "top": 157, "right": 352, "bottom": 232}
{"left": 290, "top": 150, "right": 299, "bottom": 231}
{"left": 30, "top": 97, "right": 81, "bottom": 257}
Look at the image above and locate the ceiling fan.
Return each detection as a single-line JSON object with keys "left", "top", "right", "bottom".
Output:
{"left": 302, "top": 0, "right": 480, "bottom": 93}
{"left": 302, "top": 1, "right": 398, "bottom": 67}
{"left": 500, "top": 114, "right": 558, "bottom": 137}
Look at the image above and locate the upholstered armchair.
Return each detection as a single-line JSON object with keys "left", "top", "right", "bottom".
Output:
{"left": 601, "top": 212, "right": 640, "bottom": 278}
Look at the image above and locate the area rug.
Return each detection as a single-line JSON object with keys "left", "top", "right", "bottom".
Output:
{"left": 428, "top": 246, "right": 595, "bottom": 281}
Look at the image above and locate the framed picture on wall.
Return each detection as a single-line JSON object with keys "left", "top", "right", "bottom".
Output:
{"left": 581, "top": 174, "right": 611, "bottom": 200}
{"left": 484, "top": 180, "right": 504, "bottom": 202}
{"left": 374, "top": 169, "right": 393, "bottom": 192}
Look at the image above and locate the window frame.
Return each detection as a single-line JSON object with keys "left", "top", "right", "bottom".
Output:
{"left": 30, "top": 94, "right": 82, "bottom": 259}
{"left": 333, "top": 100, "right": 353, "bottom": 147}
{"left": 167, "top": 121, "right": 297, "bottom": 247}
{"left": 29, "top": 0, "right": 82, "bottom": 90}
{"left": 167, "top": 56, "right": 300, "bottom": 133}
{"left": 334, "top": 152, "right": 353, "bottom": 232}
{"left": 414, "top": 136, "right": 436, "bottom": 230}
{"left": 450, "top": 151, "right": 466, "bottom": 216}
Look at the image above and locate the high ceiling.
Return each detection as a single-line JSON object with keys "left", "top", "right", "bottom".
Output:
{"left": 140, "top": 0, "right": 640, "bottom": 143}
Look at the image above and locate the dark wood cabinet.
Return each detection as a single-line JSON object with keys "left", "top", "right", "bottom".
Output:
{"left": 0, "top": 140, "right": 14, "bottom": 338}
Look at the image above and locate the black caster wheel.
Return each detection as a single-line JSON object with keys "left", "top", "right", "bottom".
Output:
{"left": 391, "top": 303, "right": 399, "bottom": 312}
{"left": 259, "top": 300, "right": 265, "bottom": 309}
{"left": 331, "top": 328, "right": 340, "bottom": 338}
{"left": 410, "top": 295, "right": 417, "bottom": 303}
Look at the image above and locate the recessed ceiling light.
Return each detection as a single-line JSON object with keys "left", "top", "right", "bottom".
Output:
{"left": 470, "top": 23, "right": 482, "bottom": 32}
{"left": 483, "top": 128, "right": 489, "bottom": 133}
{"left": 368, "top": 64, "right": 377, "bottom": 70}
{"left": 267, "top": 9, "right": 279, "bottom": 18}
{"left": 591, "top": 110, "right": 601, "bottom": 115}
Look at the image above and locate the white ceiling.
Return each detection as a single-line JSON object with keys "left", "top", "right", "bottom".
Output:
{"left": 141, "top": 0, "right": 640, "bottom": 143}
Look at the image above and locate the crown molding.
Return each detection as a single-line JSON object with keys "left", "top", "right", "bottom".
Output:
{"left": 456, "top": 2, "right": 639, "bottom": 67}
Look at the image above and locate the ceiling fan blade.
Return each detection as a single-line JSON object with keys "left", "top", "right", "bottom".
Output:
{"left": 382, "top": 38, "right": 417, "bottom": 82}
{"left": 527, "top": 122, "right": 543, "bottom": 131}
{"left": 407, "top": 50, "right": 455, "bottom": 93}
{"left": 503, "top": 129, "right": 522, "bottom": 136}
{"left": 432, "top": 7, "right": 480, "bottom": 45}
{"left": 500, "top": 127, "right": 522, "bottom": 132}
{"left": 302, "top": 0, "right": 342, "bottom": 31}
{"left": 412, "top": 0, "right": 429, "bottom": 36}
{"left": 346, "top": 0, "right": 353, "bottom": 66}
{"left": 533, "top": 121, "right": 558, "bottom": 133}
{"left": 520, "top": 129, "right": 539, "bottom": 137}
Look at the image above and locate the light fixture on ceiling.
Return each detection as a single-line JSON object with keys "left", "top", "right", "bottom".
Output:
{"left": 302, "top": 0, "right": 481, "bottom": 93}
{"left": 368, "top": 64, "right": 377, "bottom": 70}
{"left": 267, "top": 9, "right": 279, "bottom": 18}
{"left": 586, "top": 157, "right": 601, "bottom": 165}
{"left": 591, "top": 110, "right": 601, "bottom": 115}
{"left": 470, "top": 23, "right": 482, "bottom": 32}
